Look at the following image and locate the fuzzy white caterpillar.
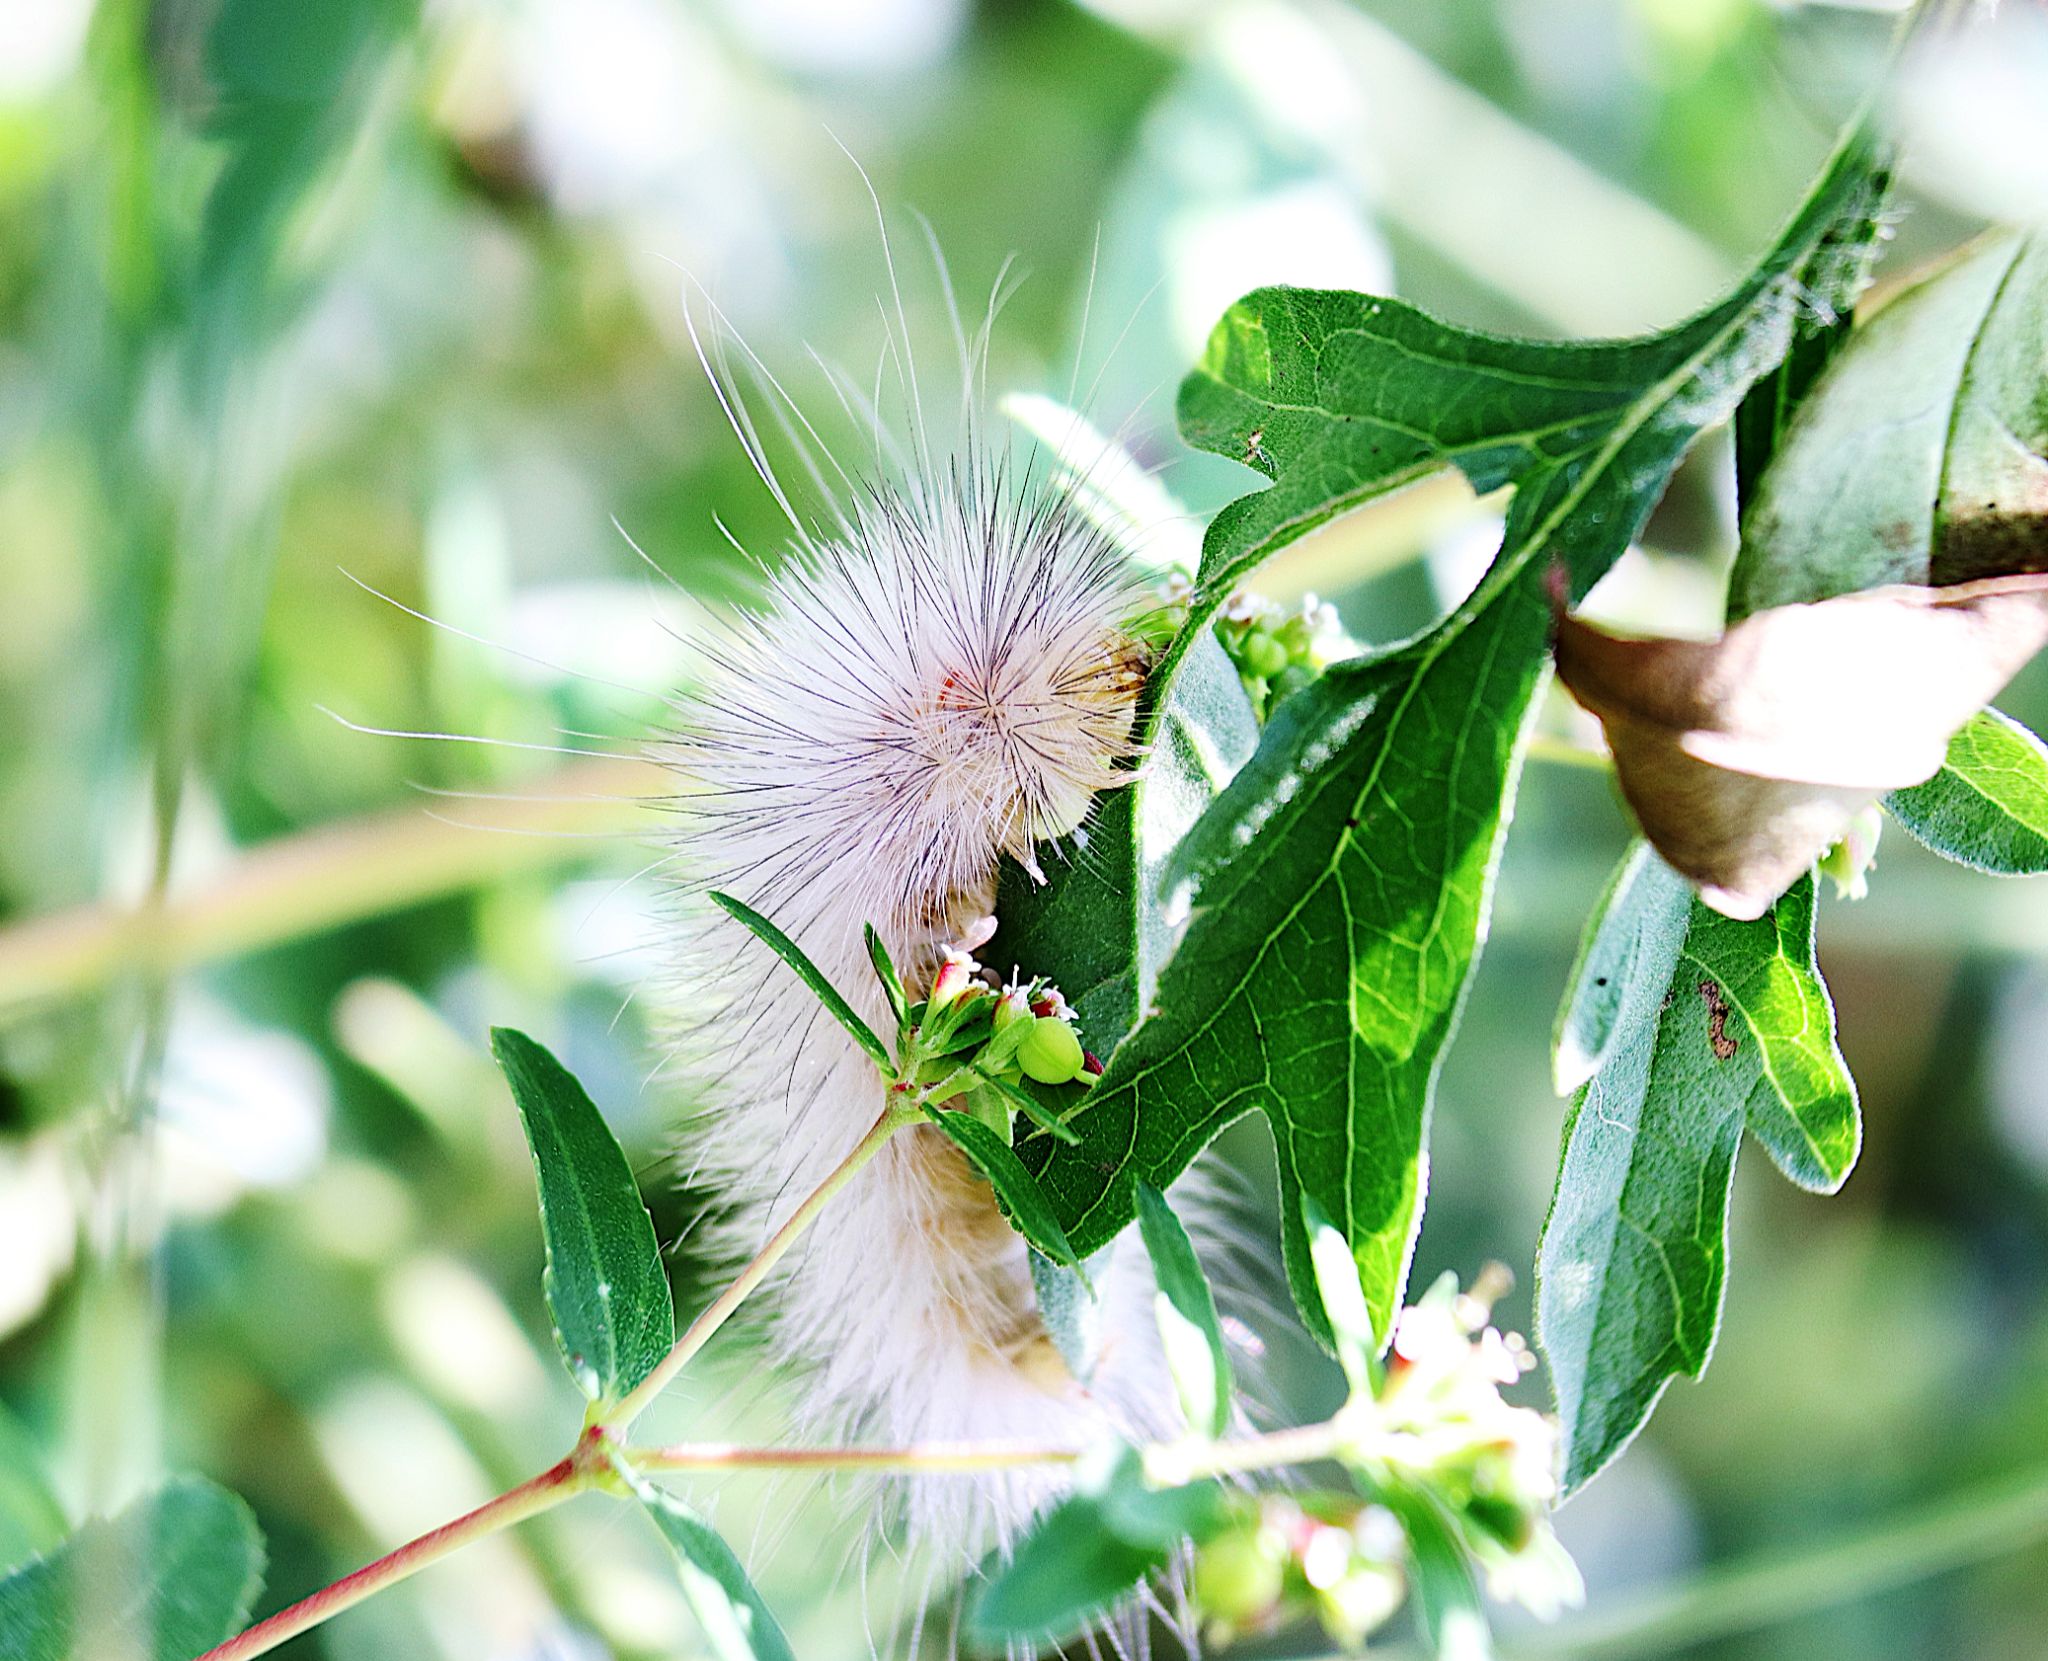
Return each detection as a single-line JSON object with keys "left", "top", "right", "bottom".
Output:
{"left": 659, "top": 377, "right": 1189, "bottom": 1570}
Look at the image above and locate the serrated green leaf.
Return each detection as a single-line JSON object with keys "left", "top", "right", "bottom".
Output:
{"left": 1888, "top": 708, "right": 2048, "bottom": 875}
{"left": 492, "top": 1028, "right": 674, "bottom": 1405}
{"left": 0, "top": 1477, "right": 264, "bottom": 1661}
{"left": 1020, "top": 128, "right": 1888, "bottom": 1351}
{"left": 1732, "top": 232, "right": 2048, "bottom": 618}
{"left": 614, "top": 1457, "right": 795, "bottom": 1661}
{"left": 1134, "top": 1183, "right": 1232, "bottom": 1438}
{"left": 967, "top": 1447, "right": 1225, "bottom": 1647}
{"left": 922, "top": 1107, "right": 1084, "bottom": 1273}
{"left": 1537, "top": 862, "right": 1855, "bottom": 1490}
{"left": 709, "top": 891, "right": 891, "bottom": 1072}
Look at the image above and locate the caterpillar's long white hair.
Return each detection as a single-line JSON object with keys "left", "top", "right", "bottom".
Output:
{"left": 657, "top": 243, "right": 1192, "bottom": 1590}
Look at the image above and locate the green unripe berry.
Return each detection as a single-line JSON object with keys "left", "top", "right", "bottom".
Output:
{"left": 1277, "top": 614, "right": 1316, "bottom": 658}
{"left": 1193, "top": 1528, "right": 1285, "bottom": 1627}
{"left": 1240, "top": 630, "right": 1290, "bottom": 680}
{"left": 1017, "top": 1016, "right": 1084, "bottom": 1084}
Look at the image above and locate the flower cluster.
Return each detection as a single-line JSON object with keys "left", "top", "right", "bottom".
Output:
{"left": 1188, "top": 1271, "right": 1580, "bottom": 1651}
{"left": 893, "top": 920, "right": 1097, "bottom": 1141}
{"left": 1216, "top": 589, "right": 1350, "bottom": 721}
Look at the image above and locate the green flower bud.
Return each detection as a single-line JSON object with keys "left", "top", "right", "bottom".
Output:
{"left": 1017, "top": 1015, "right": 1085, "bottom": 1084}
{"left": 1240, "top": 629, "right": 1290, "bottom": 680}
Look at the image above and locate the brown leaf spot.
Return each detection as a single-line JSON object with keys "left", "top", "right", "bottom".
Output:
{"left": 1699, "top": 979, "right": 1738, "bottom": 1061}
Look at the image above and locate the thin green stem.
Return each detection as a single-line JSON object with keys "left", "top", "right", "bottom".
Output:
{"left": 194, "top": 1448, "right": 598, "bottom": 1661}
{"left": 606, "top": 1100, "right": 916, "bottom": 1430}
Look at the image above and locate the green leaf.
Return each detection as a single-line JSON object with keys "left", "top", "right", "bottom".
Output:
{"left": 1380, "top": 1479, "right": 1492, "bottom": 1661}
{"left": 864, "top": 923, "right": 909, "bottom": 1029}
{"left": 973, "top": 1067, "right": 1082, "bottom": 1144}
{"left": 993, "top": 628, "right": 1259, "bottom": 1057}
{"left": 1536, "top": 861, "right": 1856, "bottom": 1490}
{"left": 0, "top": 1477, "right": 264, "bottom": 1661}
{"left": 708, "top": 891, "right": 891, "bottom": 1072}
{"left": 1552, "top": 842, "right": 1662, "bottom": 1097}
{"left": 1732, "top": 232, "right": 2048, "bottom": 617}
{"left": 1029, "top": 1249, "right": 1102, "bottom": 1385}
{"left": 922, "top": 1107, "right": 1085, "bottom": 1274}
{"left": 0, "top": 1405, "right": 66, "bottom": 1574}
{"left": 1888, "top": 708, "right": 2048, "bottom": 875}
{"left": 492, "top": 1028, "right": 674, "bottom": 1405}
{"left": 1023, "top": 126, "right": 1889, "bottom": 1350}
{"left": 967, "top": 1447, "right": 1226, "bottom": 1647}
{"left": 613, "top": 1456, "right": 795, "bottom": 1661}
{"left": 1134, "top": 1183, "right": 1233, "bottom": 1437}
{"left": 1305, "top": 1196, "right": 1378, "bottom": 1391}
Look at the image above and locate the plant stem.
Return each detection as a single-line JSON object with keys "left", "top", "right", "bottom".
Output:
{"left": 606, "top": 1101, "right": 916, "bottom": 1429}
{"left": 195, "top": 1451, "right": 595, "bottom": 1661}
{"left": 1144, "top": 1419, "right": 1350, "bottom": 1487}
{"left": 631, "top": 1440, "right": 1085, "bottom": 1475}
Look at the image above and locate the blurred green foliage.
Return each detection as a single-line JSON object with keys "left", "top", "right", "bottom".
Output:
{"left": 1, "top": 0, "right": 2046, "bottom": 1657}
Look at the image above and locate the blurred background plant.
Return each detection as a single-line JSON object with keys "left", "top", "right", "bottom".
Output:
{"left": 2, "top": 0, "right": 2047, "bottom": 1656}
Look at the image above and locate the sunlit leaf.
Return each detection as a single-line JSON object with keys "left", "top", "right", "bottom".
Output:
{"left": 1537, "top": 863, "right": 1855, "bottom": 1489}
{"left": 493, "top": 1028, "right": 674, "bottom": 1404}
{"left": 1134, "top": 1183, "right": 1232, "bottom": 1437}
{"left": 1022, "top": 129, "right": 1891, "bottom": 1348}
{"left": 1887, "top": 708, "right": 2048, "bottom": 875}
{"left": 710, "top": 892, "right": 891, "bottom": 1072}
{"left": 0, "top": 1478, "right": 263, "bottom": 1661}
{"left": 614, "top": 1457, "right": 795, "bottom": 1661}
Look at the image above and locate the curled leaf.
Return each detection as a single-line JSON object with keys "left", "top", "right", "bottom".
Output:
{"left": 1555, "top": 573, "right": 2048, "bottom": 919}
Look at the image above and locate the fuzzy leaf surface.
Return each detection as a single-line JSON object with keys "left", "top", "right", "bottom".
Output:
{"left": 615, "top": 1458, "right": 795, "bottom": 1661}
{"left": 1537, "top": 860, "right": 1854, "bottom": 1489}
{"left": 1887, "top": 708, "right": 2048, "bottom": 875}
{"left": 1733, "top": 233, "right": 2048, "bottom": 618}
{"left": 1026, "top": 129, "right": 1888, "bottom": 1347}
{"left": 493, "top": 1027, "right": 673, "bottom": 1404}
{"left": 0, "top": 1478, "right": 263, "bottom": 1661}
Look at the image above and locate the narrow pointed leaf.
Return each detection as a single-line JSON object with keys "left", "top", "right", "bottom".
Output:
{"left": 709, "top": 891, "right": 890, "bottom": 1071}
{"left": 1134, "top": 1183, "right": 1232, "bottom": 1437}
{"left": 1887, "top": 708, "right": 2048, "bottom": 874}
{"left": 922, "top": 1107, "right": 1084, "bottom": 1273}
{"left": 1552, "top": 842, "right": 1662, "bottom": 1097}
{"left": 614, "top": 1457, "right": 795, "bottom": 1661}
{"left": 864, "top": 924, "right": 909, "bottom": 1028}
{"left": 968, "top": 1448, "right": 1225, "bottom": 1646}
{"left": 0, "top": 1478, "right": 263, "bottom": 1661}
{"left": 493, "top": 1027, "right": 673, "bottom": 1403}
{"left": 1381, "top": 1479, "right": 1493, "bottom": 1661}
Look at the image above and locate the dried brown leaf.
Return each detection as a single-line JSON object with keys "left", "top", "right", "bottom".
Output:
{"left": 1555, "top": 574, "right": 2048, "bottom": 918}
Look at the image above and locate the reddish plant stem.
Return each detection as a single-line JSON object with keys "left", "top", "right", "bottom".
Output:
{"left": 194, "top": 1448, "right": 594, "bottom": 1661}
{"left": 634, "top": 1440, "right": 1085, "bottom": 1474}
